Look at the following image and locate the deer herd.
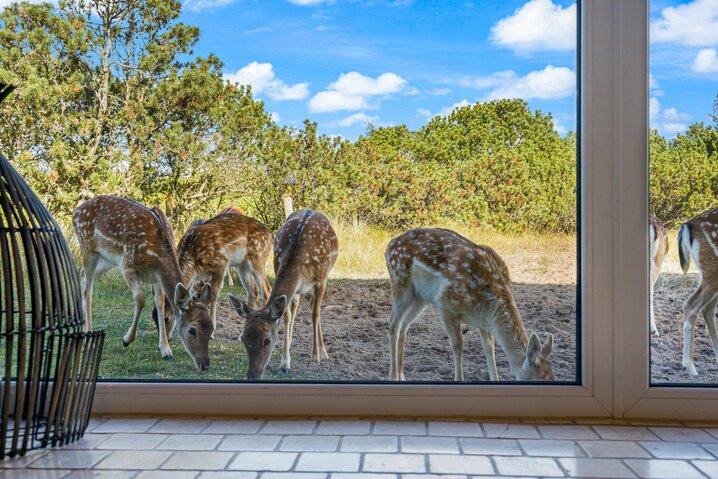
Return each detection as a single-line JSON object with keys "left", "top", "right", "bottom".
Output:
{"left": 72, "top": 195, "right": 718, "bottom": 381}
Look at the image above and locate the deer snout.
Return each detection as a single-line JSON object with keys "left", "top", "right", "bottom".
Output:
{"left": 197, "top": 357, "right": 210, "bottom": 371}
{"left": 246, "top": 370, "right": 263, "bottom": 380}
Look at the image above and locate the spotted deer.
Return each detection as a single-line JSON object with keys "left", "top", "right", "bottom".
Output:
{"left": 176, "top": 212, "right": 273, "bottom": 330}
{"left": 650, "top": 215, "right": 669, "bottom": 336}
{"left": 677, "top": 207, "right": 718, "bottom": 376}
{"left": 73, "top": 196, "right": 214, "bottom": 370}
{"left": 228, "top": 210, "right": 339, "bottom": 379}
{"left": 386, "top": 228, "right": 555, "bottom": 382}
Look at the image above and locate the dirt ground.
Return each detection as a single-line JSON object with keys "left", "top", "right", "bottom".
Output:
{"left": 214, "top": 280, "right": 578, "bottom": 383}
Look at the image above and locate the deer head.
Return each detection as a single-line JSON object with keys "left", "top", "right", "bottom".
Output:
{"left": 228, "top": 293, "right": 285, "bottom": 379}
{"left": 174, "top": 283, "right": 214, "bottom": 371}
{"left": 516, "top": 332, "right": 555, "bottom": 381}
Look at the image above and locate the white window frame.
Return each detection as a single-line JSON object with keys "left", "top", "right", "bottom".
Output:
{"left": 91, "top": 0, "right": 718, "bottom": 420}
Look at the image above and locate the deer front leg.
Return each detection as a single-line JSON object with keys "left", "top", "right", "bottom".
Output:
{"left": 121, "top": 271, "right": 148, "bottom": 350}
{"left": 682, "top": 286, "right": 705, "bottom": 376}
{"left": 209, "top": 270, "right": 226, "bottom": 335}
{"left": 650, "top": 282, "right": 659, "bottom": 337}
{"left": 442, "top": 314, "right": 464, "bottom": 382}
{"left": 480, "top": 329, "right": 498, "bottom": 381}
{"left": 279, "top": 296, "right": 299, "bottom": 373}
{"left": 311, "top": 282, "right": 327, "bottom": 362}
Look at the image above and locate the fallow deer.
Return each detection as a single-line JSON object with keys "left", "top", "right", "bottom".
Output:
{"left": 386, "top": 228, "right": 555, "bottom": 382}
{"left": 678, "top": 207, "right": 718, "bottom": 376}
{"left": 650, "top": 215, "right": 669, "bottom": 336}
{"left": 177, "top": 212, "right": 273, "bottom": 330}
{"left": 73, "top": 196, "right": 214, "bottom": 370}
{"left": 228, "top": 210, "right": 339, "bottom": 379}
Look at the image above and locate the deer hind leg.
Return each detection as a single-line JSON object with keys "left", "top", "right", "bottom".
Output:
{"left": 120, "top": 270, "right": 146, "bottom": 346}
{"left": 209, "top": 269, "right": 226, "bottom": 335}
{"left": 250, "top": 265, "right": 271, "bottom": 307}
{"left": 480, "top": 329, "right": 498, "bottom": 381}
{"left": 650, "top": 277, "right": 658, "bottom": 337}
{"left": 682, "top": 284, "right": 713, "bottom": 376}
{"left": 311, "top": 281, "right": 328, "bottom": 363}
{"left": 80, "top": 253, "right": 100, "bottom": 333}
{"left": 280, "top": 295, "right": 300, "bottom": 373}
{"left": 388, "top": 289, "right": 425, "bottom": 381}
{"left": 702, "top": 297, "right": 718, "bottom": 368}
{"left": 440, "top": 312, "right": 465, "bottom": 382}
{"left": 237, "top": 264, "right": 260, "bottom": 309}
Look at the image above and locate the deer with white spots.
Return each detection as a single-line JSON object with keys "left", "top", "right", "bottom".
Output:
{"left": 386, "top": 228, "right": 555, "bottom": 382}
{"left": 73, "top": 196, "right": 213, "bottom": 370}
{"left": 649, "top": 215, "right": 669, "bottom": 336}
{"left": 228, "top": 210, "right": 338, "bottom": 379}
{"left": 174, "top": 212, "right": 273, "bottom": 331}
{"left": 677, "top": 207, "right": 718, "bottom": 376}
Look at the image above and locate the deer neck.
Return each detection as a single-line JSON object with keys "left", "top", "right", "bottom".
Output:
{"left": 157, "top": 259, "right": 184, "bottom": 317}
{"left": 492, "top": 305, "right": 529, "bottom": 377}
{"left": 269, "top": 261, "right": 302, "bottom": 303}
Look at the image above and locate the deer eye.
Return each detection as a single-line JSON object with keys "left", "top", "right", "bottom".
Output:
{"left": 188, "top": 327, "right": 197, "bottom": 337}
{"left": 263, "top": 337, "right": 272, "bottom": 347}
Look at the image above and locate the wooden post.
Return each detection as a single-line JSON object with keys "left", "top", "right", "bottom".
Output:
{"left": 283, "top": 196, "right": 293, "bottom": 219}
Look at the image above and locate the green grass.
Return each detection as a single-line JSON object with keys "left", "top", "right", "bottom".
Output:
{"left": 86, "top": 219, "right": 576, "bottom": 381}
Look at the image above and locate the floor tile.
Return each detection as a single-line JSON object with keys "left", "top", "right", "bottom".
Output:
{"left": 262, "top": 474, "right": 327, "bottom": 479}
{"left": 592, "top": 426, "right": 658, "bottom": 441}
{"left": 482, "top": 423, "right": 540, "bottom": 439}
{"left": 640, "top": 441, "right": 714, "bottom": 459}
{"left": 28, "top": 450, "right": 110, "bottom": 469}
{"left": 460, "top": 438, "right": 522, "bottom": 456}
{"left": 92, "top": 419, "right": 158, "bottom": 434}
{"left": 315, "top": 421, "right": 371, "bottom": 435}
{"left": 493, "top": 457, "right": 563, "bottom": 477}
{"left": 218, "top": 435, "right": 282, "bottom": 451}
{"left": 404, "top": 475, "right": 467, "bottom": 479}
{"left": 329, "top": 474, "right": 397, "bottom": 479}
{"left": 1, "top": 471, "right": 71, "bottom": 479}
{"left": 372, "top": 421, "right": 426, "bottom": 436}
{"left": 362, "top": 453, "right": 425, "bottom": 473}
{"left": 203, "top": 420, "right": 263, "bottom": 435}
{"left": 538, "top": 425, "right": 599, "bottom": 440}
{"left": 260, "top": 421, "right": 316, "bottom": 435}
{"left": 694, "top": 460, "right": 718, "bottom": 479}
{"left": 649, "top": 427, "right": 716, "bottom": 443}
{"left": 702, "top": 442, "right": 718, "bottom": 458}
{"left": 280, "top": 436, "right": 340, "bottom": 452}
{"left": 559, "top": 458, "right": 635, "bottom": 478}
{"left": 340, "top": 435, "right": 398, "bottom": 453}
{"left": 94, "top": 450, "right": 171, "bottom": 469}
{"left": 135, "top": 472, "right": 198, "bottom": 479}
{"left": 295, "top": 452, "right": 361, "bottom": 472}
{"left": 157, "top": 434, "right": 223, "bottom": 451}
{"left": 0, "top": 449, "right": 48, "bottom": 468}
{"left": 61, "top": 434, "right": 111, "bottom": 450}
{"left": 706, "top": 429, "right": 718, "bottom": 440}
{"left": 624, "top": 459, "right": 705, "bottom": 479}
{"left": 148, "top": 419, "right": 209, "bottom": 434}
{"left": 96, "top": 433, "right": 168, "bottom": 450}
{"left": 520, "top": 439, "right": 584, "bottom": 457}
{"left": 428, "top": 421, "right": 482, "bottom": 437}
{"left": 428, "top": 454, "right": 493, "bottom": 475}
{"left": 161, "top": 451, "right": 234, "bottom": 470}
{"left": 400, "top": 436, "right": 459, "bottom": 454}
{"left": 196, "top": 472, "right": 257, "bottom": 479}
{"left": 63, "top": 472, "right": 133, "bottom": 479}
{"left": 579, "top": 440, "right": 650, "bottom": 458}
{"left": 227, "top": 452, "right": 297, "bottom": 471}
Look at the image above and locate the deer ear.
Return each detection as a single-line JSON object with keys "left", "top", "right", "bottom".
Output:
{"left": 228, "top": 294, "right": 251, "bottom": 318}
{"left": 270, "top": 295, "right": 287, "bottom": 321}
{"left": 198, "top": 283, "right": 212, "bottom": 306}
{"left": 541, "top": 333, "right": 554, "bottom": 358}
{"left": 526, "top": 332, "right": 541, "bottom": 366}
{"left": 175, "top": 283, "right": 191, "bottom": 311}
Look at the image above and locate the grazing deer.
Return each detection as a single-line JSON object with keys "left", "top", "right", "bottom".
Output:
{"left": 386, "top": 228, "right": 555, "bottom": 382}
{"left": 228, "top": 210, "right": 338, "bottom": 379}
{"left": 177, "top": 212, "right": 273, "bottom": 330}
{"left": 678, "top": 207, "right": 718, "bottom": 376}
{"left": 650, "top": 215, "right": 669, "bottom": 336}
{"left": 73, "top": 196, "right": 214, "bottom": 370}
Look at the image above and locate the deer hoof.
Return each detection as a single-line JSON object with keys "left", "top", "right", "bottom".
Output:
{"left": 281, "top": 368, "right": 290, "bottom": 374}
{"left": 683, "top": 363, "right": 699, "bottom": 376}
{"left": 162, "top": 354, "right": 174, "bottom": 361}
{"left": 122, "top": 338, "right": 131, "bottom": 348}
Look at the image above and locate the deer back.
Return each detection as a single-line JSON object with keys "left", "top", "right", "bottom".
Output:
{"left": 73, "top": 196, "right": 179, "bottom": 275}
{"left": 272, "top": 210, "right": 338, "bottom": 295}
{"left": 649, "top": 215, "right": 669, "bottom": 268}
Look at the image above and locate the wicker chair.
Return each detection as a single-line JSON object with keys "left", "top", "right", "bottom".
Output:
{"left": 0, "top": 83, "right": 105, "bottom": 459}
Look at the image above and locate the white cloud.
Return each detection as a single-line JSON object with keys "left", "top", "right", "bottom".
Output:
{"left": 693, "top": 48, "right": 718, "bottom": 72}
{"left": 460, "top": 65, "right": 575, "bottom": 100}
{"left": 650, "top": 96, "right": 690, "bottom": 135}
{"left": 331, "top": 112, "right": 379, "bottom": 127}
{"left": 417, "top": 108, "right": 433, "bottom": 119}
{"left": 270, "top": 112, "right": 282, "bottom": 123}
{"left": 431, "top": 88, "right": 452, "bottom": 96}
{"left": 183, "top": 0, "right": 237, "bottom": 12}
{"left": 308, "top": 71, "right": 408, "bottom": 113}
{"left": 490, "top": 0, "right": 576, "bottom": 54}
{"left": 288, "top": 0, "right": 329, "bottom": 5}
{"left": 652, "top": 0, "right": 718, "bottom": 47}
{"left": 225, "top": 62, "right": 309, "bottom": 101}
{"left": 439, "top": 99, "right": 471, "bottom": 116}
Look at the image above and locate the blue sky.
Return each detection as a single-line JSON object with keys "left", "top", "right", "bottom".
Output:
{"left": 175, "top": 0, "right": 716, "bottom": 140}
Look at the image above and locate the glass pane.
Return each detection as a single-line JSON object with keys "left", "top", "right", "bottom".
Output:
{"left": 650, "top": 0, "right": 718, "bottom": 384}
{"left": 0, "top": 0, "right": 578, "bottom": 383}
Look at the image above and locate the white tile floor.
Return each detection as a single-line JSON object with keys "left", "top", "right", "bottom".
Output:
{"left": 3, "top": 418, "right": 718, "bottom": 478}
